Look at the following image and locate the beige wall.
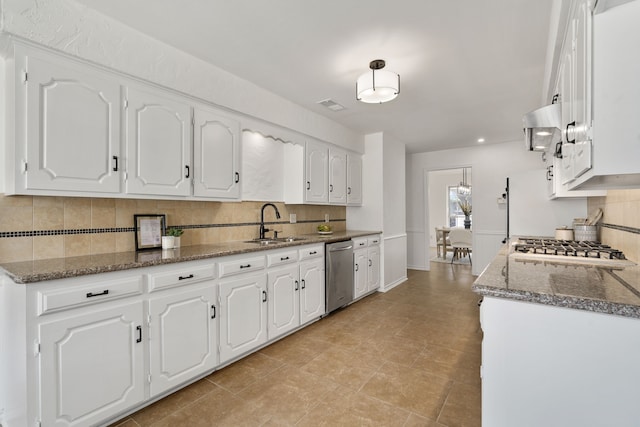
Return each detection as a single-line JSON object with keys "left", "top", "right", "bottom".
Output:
{"left": 0, "top": 195, "right": 345, "bottom": 263}
{"left": 588, "top": 189, "right": 640, "bottom": 262}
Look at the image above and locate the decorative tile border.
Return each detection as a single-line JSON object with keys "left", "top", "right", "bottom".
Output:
{"left": 0, "top": 218, "right": 346, "bottom": 239}
{"left": 600, "top": 223, "right": 640, "bottom": 235}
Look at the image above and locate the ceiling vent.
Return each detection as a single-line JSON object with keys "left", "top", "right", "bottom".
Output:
{"left": 317, "top": 99, "right": 346, "bottom": 112}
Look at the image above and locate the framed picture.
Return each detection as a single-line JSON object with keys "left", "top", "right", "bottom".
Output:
{"left": 134, "top": 214, "right": 166, "bottom": 251}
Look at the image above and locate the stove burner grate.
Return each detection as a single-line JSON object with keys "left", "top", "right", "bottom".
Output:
{"left": 514, "top": 238, "right": 626, "bottom": 260}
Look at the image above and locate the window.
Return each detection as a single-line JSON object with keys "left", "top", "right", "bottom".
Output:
{"left": 447, "top": 186, "right": 472, "bottom": 227}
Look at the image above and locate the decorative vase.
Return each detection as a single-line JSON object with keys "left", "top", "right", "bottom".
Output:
{"left": 464, "top": 216, "right": 471, "bottom": 230}
{"left": 162, "top": 236, "right": 175, "bottom": 249}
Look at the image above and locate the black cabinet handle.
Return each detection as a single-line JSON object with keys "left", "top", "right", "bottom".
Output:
{"left": 185, "top": 165, "right": 190, "bottom": 178}
{"left": 240, "top": 264, "right": 251, "bottom": 269}
{"left": 280, "top": 256, "right": 290, "bottom": 261}
{"left": 306, "top": 181, "right": 311, "bottom": 190}
{"left": 235, "top": 172, "right": 240, "bottom": 183}
{"left": 262, "top": 290, "right": 267, "bottom": 302}
{"left": 330, "top": 184, "right": 333, "bottom": 192}
{"left": 566, "top": 121, "right": 576, "bottom": 144}
{"left": 546, "top": 166, "right": 554, "bottom": 181}
{"left": 301, "top": 279, "right": 306, "bottom": 289}
{"left": 369, "top": 259, "right": 372, "bottom": 267}
{"left": 112, "top": 156, "right": 118, "bottom": 172}
{"left": 310, "top": 251, "right": 317, "bottom": 255}
{"left": 211, "top": 304, "right": 216, "bottom": 319}
{"left": 178, "top": 274, "right": 194, "bottom": 280}
{"left": 355, "top": 264, "right": 359, "bottom": 272}
{"left": 347, "top": 187, "right": 351, "bottom": 194}
{"left": 295, "top": 280, "right": 299, "bottom": 291}
{"left": 86, "top": 290, "right": 109, "bottom": 298}
{"left": 136, "top": 325, "right": 142, "bottom": 343}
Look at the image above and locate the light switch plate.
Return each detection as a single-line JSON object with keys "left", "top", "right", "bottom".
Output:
{"left": 290, "top": 214, "right": 297, "bottom": 223}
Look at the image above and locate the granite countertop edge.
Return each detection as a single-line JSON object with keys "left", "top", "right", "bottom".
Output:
{"left": 1, "top": 230, "right": 380, "bottom": 284}
{"left": 472, "top": 284, "right": 640, "bottom": 319}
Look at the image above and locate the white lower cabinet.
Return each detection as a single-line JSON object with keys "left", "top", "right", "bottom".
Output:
{"left": 218, "top": 273, "right": 268, "bottom": 364}
{"left": 267, "top": 265, "right": 300, "bottom": 340}
{"left": 353, "top": 235, "right": 381, "bottom": 299}
{"left": 148, "top": 283, "right": 218, "bottom": 397}
{"left": 299, "top": 257, "right": 325, "bottom": 323}
{"left": 38, "top": 300, "right": 145, "bottom": 427}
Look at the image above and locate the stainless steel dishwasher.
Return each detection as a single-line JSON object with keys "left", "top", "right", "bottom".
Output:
{"left": 325, "top": 240, "right": 354, "bottom": 314}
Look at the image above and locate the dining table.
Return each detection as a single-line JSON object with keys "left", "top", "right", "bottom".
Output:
{"left": 436, "top": 227, "right": 471, "bottom": 259}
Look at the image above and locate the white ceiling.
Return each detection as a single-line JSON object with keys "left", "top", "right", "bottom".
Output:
{"left": 75, "top": 0, "right": 554, "bottom": 153}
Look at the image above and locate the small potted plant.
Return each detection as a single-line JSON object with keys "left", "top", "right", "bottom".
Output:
{"left": 162, "top": 227, "right": 184, "bottom": 249}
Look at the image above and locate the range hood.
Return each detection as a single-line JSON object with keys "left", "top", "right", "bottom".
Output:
{"left": 523, "top": 103, "right": 561, "bottom": 151}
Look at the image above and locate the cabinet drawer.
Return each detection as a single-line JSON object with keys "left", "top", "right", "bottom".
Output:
{"left": 353, "top": 237, "right": 368, "bottom": 249}
{"left": 37, "top": 276, "right": 143, "bottom": 315}
{"left": 299, "top": 245, "right": 324, "bottom": 260}
{"left": 266, "top": 250, "right": 298, "bottom": 267}
{"left": 368, "top": 235, "right": 381, "bottom": 246}
{"left": 147, "top": 264, "right": 215, "bottom": 293}
{"left": 218, "top": 256, "right": 266, "bottom": 278}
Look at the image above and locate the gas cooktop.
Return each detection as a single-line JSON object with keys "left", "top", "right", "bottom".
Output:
{"left": 510, "top": 238, "right": 635, "bottom": 267}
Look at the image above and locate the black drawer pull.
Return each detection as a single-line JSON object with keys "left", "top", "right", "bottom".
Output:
{"left": 262, "top": 290, "right": 267, "bottom": 302}
{"left": 185, "top": 165, "right": 190, "bottom": 178}
{"left": 211, "top": 304, "right": 216, "bottom": 319}
{"left": 136, "top": 325, "right": 142, "bottom": 343}
{"left": 301, "top": 279, "right": 306, "bottom": 289}
{"left": 178, "top": 274, "right": 194, "bottom": 280}
{"left": 280, "top": 256, "right": 290, "bottom": 261}
{"left": 240, "top": 264, "right": 251, "bottom": 269}
{"left": 295, "top": 280, "right": 299, "bottom": 291}
{"left": 235, "top": 172, "right": 240, "bottom": 183}
{"left": 310, "top": 251, "right": 317, "bottom": 255}
{"left": 112, "top": 156, "right": 118, "bottom": 172}
{"left": 86, "top": 290, "right": 109, "bottom": 298}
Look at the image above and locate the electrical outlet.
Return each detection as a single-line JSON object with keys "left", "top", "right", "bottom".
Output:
{"left": 289, "top": 213, "right": 297, "bottom": 223}
{"left": 325, "top": 214, "right": 330, "bottom": 223}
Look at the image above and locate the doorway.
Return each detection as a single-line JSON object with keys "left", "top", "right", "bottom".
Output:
{"left": 426, "top": 167, "right": 472, "bottom": 262}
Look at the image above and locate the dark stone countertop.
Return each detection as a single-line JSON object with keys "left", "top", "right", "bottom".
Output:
{"left": 0, "top": 230, "right": 380, "bottom": 284}
{"left": 472, "top": 240, "right": 640, "bottom": 319}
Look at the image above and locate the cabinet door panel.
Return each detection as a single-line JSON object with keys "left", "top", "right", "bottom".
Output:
{"left": 305, "top": 141, "right": 329, "bottom": 203}
{"left": 368, "top": 246, "right": 381, "bottom": 292}
{"left": 347, "top": 154, "right": 363, "bottom": 206}
{"left": 219, "top": 274, "right": 268, "bottom": 363}
{"left": 572, "top": 0, "right": 593, "bottom": 178}
{"left": 354, "top": 249, "right": 368, "bottom": 299}
{"left": 39, "top": 301, "right": 144, "bottom": 426}
{"left": 24, "top": 53, "right": 121, "bottom": 193}
{"left": 300, "top": 258, "right": 325, "bottom": 324}
{"left": 267, "top": 266, "right": 300, "bottom": 340}
{"left": 149, "top": 284, "right": 217, "bottom": 397}
{"left": 126, "top": 87, "right": 191, "bottom": 196}
{"left": 193, "top": 108, "right": 240, "bottom": 199}
{"left": 329, "top": 149, "right": 347, "bottom": 204}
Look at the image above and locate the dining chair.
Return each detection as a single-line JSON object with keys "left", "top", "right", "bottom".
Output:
{"left": 435, "top": 228, "right": 451, "bottom": 259}
{"left": 449, "top": 228, "right": 472, "bottom": 264}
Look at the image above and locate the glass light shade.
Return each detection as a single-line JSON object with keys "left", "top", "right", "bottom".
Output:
{"left": 356, "top": 69, "right": 400, "bottom": 103}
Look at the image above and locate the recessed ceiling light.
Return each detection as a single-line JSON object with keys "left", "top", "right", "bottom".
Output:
{"left": 477, "top": 138, "right": 485, "bottom": 143}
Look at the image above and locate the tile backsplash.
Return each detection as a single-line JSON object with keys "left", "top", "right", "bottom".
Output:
{"left": 0, "top": 195, "right": 346, "bottom": 263}
{"left": 588, "top": 189, "right": 640, "bottom": 262}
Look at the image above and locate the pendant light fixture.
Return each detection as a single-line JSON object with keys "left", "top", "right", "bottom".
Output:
{"left": 356, "top": 59, "right": 400, "bottom": 104}
{"left": 458, "top": 168, "right": 471, "bottom": 195}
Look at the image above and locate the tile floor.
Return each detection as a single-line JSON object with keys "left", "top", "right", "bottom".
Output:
{"left": 112, "top": 262, "right": 481, "bottom": 426}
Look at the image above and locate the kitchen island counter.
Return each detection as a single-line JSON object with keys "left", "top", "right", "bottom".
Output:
{"left": 472, "top": 241, "right": 640, "bottom": 319}
{"left": 0, "top": 230, "right": 379, "bottom": 284}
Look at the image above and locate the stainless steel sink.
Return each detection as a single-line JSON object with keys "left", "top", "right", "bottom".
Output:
{"left": 244, "top": 237, "right": 307, "bottom": 245}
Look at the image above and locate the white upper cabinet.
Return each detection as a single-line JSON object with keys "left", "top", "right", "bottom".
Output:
{"left": 124, "top": 86, "right": 192, "bottom": 197}
{"left": 570, "top": 0, "right": 640, "bottom": 189}
{"left": 346, "top": 154, "right": 363, "bottom": 206}
{"left": 328, "top": 148, "right": 347, "bottom": 204}
{"left": 193, "top": 107, "right": 241, "bottom": 199}
{"left": 15, "top": 46, "right": 121, "bottom": 194}
{"left": 305, "top": 140, "right": 330, "bottom": 204}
